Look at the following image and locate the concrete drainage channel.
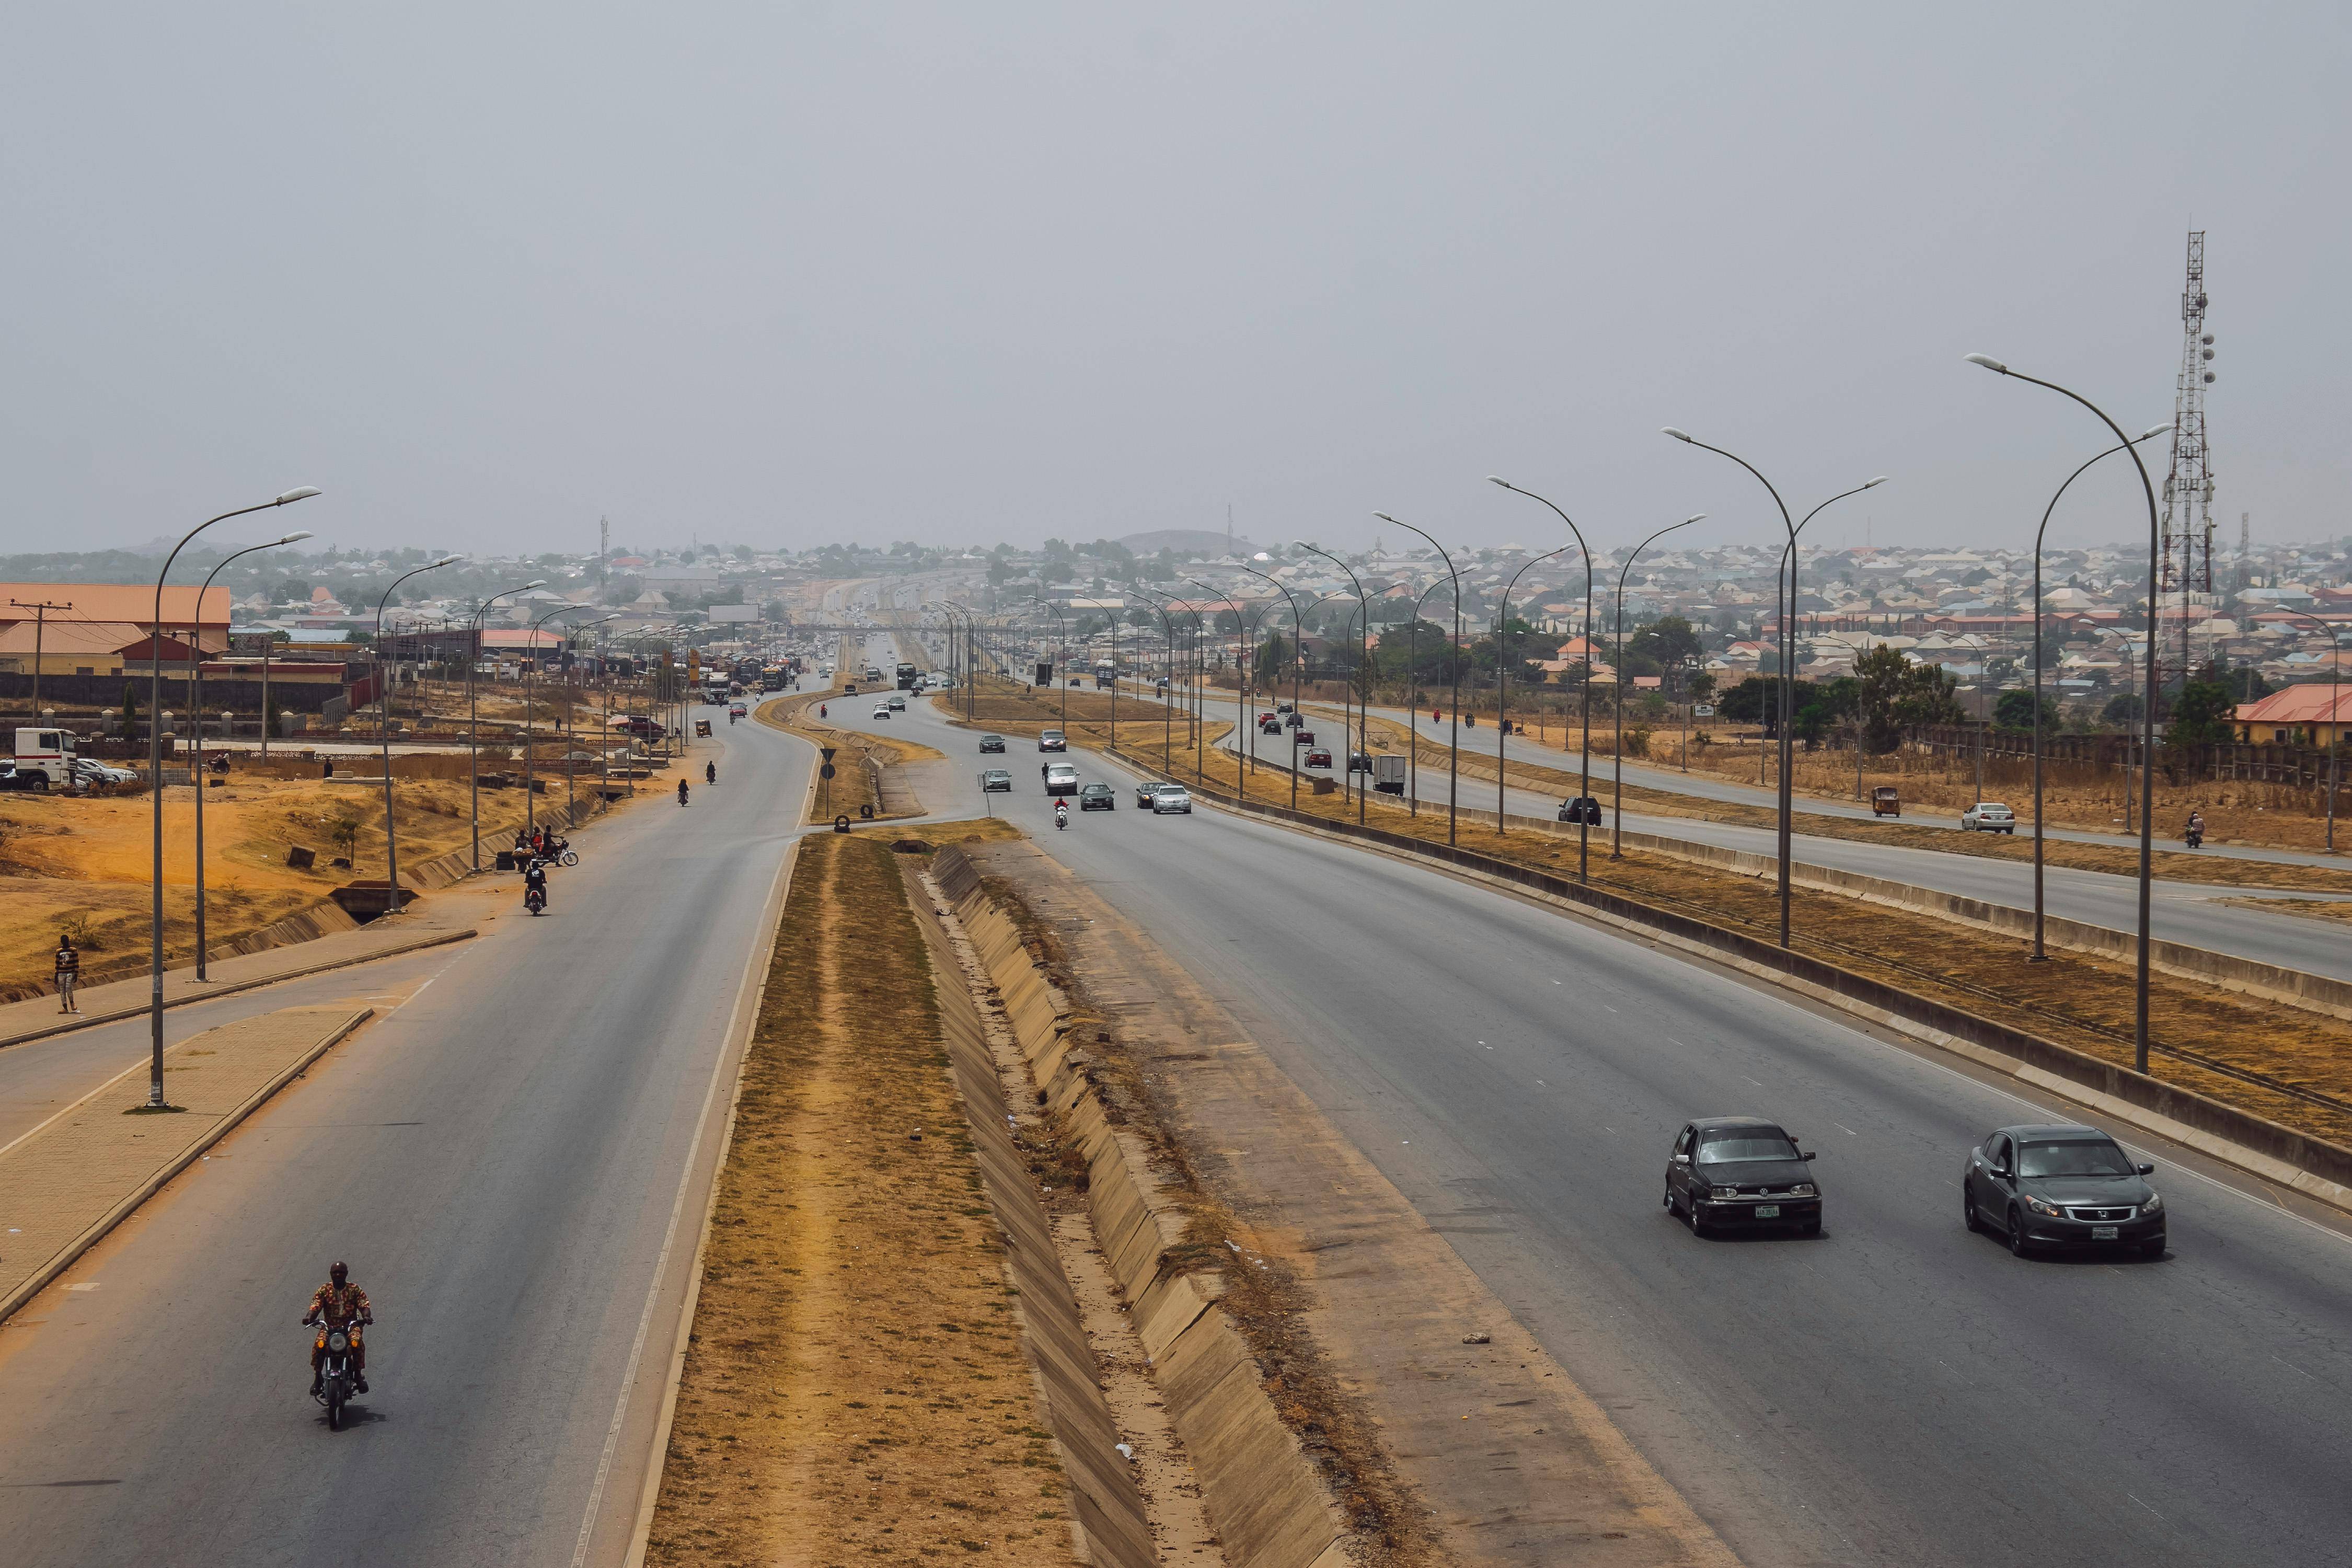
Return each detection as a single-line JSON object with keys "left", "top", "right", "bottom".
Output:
{"left": 914, "top": 846, "right": 1348, "bottom": 1568}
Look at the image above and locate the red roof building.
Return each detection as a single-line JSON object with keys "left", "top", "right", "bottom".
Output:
{"left": 2235, "top": 682, "right": 2352, "bottom": 744}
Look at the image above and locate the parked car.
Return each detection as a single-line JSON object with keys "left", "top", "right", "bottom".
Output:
{"left": 1043, "top": 763, "right": 1079, "bottom": 797}
{"left": 1149, "top": 785, "right": 1193, "bottom": 814}
{"left": 978, "top": 734, "right": 1007, "bottom": 754}
{"left": 1134, "top": 780, "right": 1172, "bottom": 809}
{"left": 1963, "top": 1124, "right": 2164, "bottom": 1259}
{"left": 1961, "top": 801, "right": 2016, "bottom": 834}
{"left": 1663, "top": 1117, "right": 1821, "bottom": 1237}
{"left": 1039, "top": 729, "right": 1068, "bottom": 752}
{"left": 1078, "top": 782, "right": 1116, "bottom": 811}
{"left": 980, "top": 768, "right": 1013, "bottom": 792}
{"left": 1304, "top": 748, "right": 1333, "bottom": 768}
{"left": 72, "top": 758, "right": 137, "bottom": 786}
{"left": 1559, "top": 795, "right": 1604, "bottom": 825}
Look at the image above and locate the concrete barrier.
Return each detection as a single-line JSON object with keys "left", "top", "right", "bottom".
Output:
{"left": 929, "top": 845, "right": 1346, "bottom": 1568}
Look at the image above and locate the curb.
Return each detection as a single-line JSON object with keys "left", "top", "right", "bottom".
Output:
{"left": 619, "top": 836, "right": 805, "bottom": 1568}
{"left": 0, "top": 931, "right": 475, "bottom": 1054}
{"left": 0, "top": 1007, "right": 375, "bottom": 1326}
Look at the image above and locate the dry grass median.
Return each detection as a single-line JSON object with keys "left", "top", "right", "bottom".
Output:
{"left": 644, "top": 832, "right": 1079, "bottom": 1568}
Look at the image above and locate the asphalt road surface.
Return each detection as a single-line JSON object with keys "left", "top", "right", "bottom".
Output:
{"left": 0, "top": 713, "right": 808, "bottom": 1568}
{"left": 868, "top": 673, "right": 2352, "bottom": 1568}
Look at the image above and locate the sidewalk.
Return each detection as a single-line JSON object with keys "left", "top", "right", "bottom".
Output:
{"left": 0, "top": 1003, "right": 374, "bottom": 1321}
{"left": 1, "top": 890, "right": 484, "bottom": 1053}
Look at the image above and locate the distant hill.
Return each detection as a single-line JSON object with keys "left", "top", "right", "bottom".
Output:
{"left": 1116, "top": 528, "right": 1259, "bottom": 559}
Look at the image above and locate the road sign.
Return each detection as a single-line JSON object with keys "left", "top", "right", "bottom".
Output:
{"left": 820, "top": 747, "right": 837, "bottom": 762}
{"left": 819, "top": 763, "right": 836, "bottom": 779}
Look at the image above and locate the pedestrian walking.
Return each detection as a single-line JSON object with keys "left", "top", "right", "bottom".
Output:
{"left": 54, "top": 932, "right": 80, "bottom": 1014}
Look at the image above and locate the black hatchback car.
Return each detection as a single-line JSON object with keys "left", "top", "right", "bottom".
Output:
{"left": 1664, "top": 1117, "right": 1821, "bottom": 1237}
{"left": 1963, "top": 1124, "right": 2164, "bottom": 1258}
{"left": 978, "top": 734, "right": 1007, "bottom": 753}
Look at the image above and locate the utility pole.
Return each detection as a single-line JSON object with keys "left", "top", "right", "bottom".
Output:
{"left": 598, "top": 515, "right": 610, "bottom": 600}
{"left": 9, "top": 598, "right": 72, "bottom": 716}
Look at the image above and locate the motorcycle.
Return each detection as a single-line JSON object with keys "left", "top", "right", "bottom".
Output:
{"left": 706, "top": 762, "right": 717, "bottom": 785}
{"left": 307, "top": 1320, "right": 364, "bottom": 1430}
{"left": 1053, "top": 803, "right": 1069, "bottom": 831}
{"left": 524, "top": 880, "right": 547, "bottom": 916}
{"left": 2185, "top": 822, "right": 2205, "bottom": 850}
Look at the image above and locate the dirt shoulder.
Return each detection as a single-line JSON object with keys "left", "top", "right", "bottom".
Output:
{"left": 1124, "top": 728, "right": 2352, "bottom": 1154}
{"left": 645, "top": 832, "right": 1082, "bottom": 1567}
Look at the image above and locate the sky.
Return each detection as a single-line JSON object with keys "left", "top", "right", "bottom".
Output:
{"left": 3, "top": 3, "right": 2346, "bottom": 563}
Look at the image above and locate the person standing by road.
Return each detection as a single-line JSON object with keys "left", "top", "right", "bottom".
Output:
{"left": 54, "top": 932, "right": 80, "bottom": 1014}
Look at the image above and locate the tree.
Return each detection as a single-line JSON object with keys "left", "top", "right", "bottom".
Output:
{"left": 1791, "top": 677, "right": 1858, "bottom": 747}
{"left": 274, "top": 578, "right": 312, "bottom": 603}
{"left": 1852, "top": 644, "right": 1963, "bottom": 752}
{"left": 1718, "top": 675, "right": 1773, "bottom": 729}
{"left": 1628, "top": 614, "right": 1703, "bottom": 673}
{"left": 733, "top": 544, "right": 755, "bottom": 562}
{"left": 1042, "top": 538, "right": 1075, "bottom": 561}
{"left": 1687, "top": 670, "right": 1717, "bottom": 706}
{"left": 1993, "top": 688, "right": 2061, "bottom": 733}
{"left": 2101, "top": 691, "right": 2146, "bottom": 730}
{"left": 2164, "top": 678, "right": 2236, "bottom": 748}
{"left": 1254, "top": 633, "right": 1290, "bottom": 685}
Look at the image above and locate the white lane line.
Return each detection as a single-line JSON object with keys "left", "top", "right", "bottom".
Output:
{"left": 569, "top": 834, "right": 797, "bottom": 1568}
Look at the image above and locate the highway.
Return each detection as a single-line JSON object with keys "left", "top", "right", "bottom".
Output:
{"left": 0, "top": 715, "right": 811, "bottom": 1568}
{"left": 1183, "top": 697, "right": 2352, "bottom": 983}
{"left": 861, "top": 654, "right": 2352, "bottom": 1567}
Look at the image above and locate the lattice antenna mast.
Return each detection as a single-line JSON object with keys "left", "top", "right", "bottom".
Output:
{"left": 2157, "top": 230, "right": 2216, "bottom": 682}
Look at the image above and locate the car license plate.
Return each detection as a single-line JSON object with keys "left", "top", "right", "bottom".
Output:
{"left": 2092, "top": 1225, "right": 2118, "bottom": 1240}
{"left": 1754, "top": 1205, "right": 1780, "bottom": 1219}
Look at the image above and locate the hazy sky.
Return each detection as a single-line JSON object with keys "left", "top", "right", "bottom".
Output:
{"left": 4, "top": 4, "right": 2345, "bottom": 562}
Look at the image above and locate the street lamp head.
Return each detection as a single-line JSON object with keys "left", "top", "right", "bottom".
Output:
{"left": 1372, "top": 512, "right": 1399, "bottom": 525}
{"left": 275, "top": 486, "right": 322, "bottom": 505}
{"left": 431, "top": 554, "right": 465, "bottom": 568}
{"left": 1486, "top": 476, "right": 1513, "bottom": 489}
{"left": 274, "top": 529, "right": 314, "bottom": 547}
{"left": 1684, "top": 513, "right": 1707, "bottom": 525}
{"left": 2139, "top": 424, "right": 2174, "bottom": 441}
{"left": 1661, "top": 427, "right": 1694, "bottom": 443}
{"left": 1962, "top": 354, "right": 2008, "bottom": 374}
{"left": 1864, "top": 476, "right": 1889, "bottom": 489}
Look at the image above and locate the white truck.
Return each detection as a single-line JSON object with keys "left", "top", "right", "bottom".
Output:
{"left": 8, "top": 727, "right": 80, "bottom": 791}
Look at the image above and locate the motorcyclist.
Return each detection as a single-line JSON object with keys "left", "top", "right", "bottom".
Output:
{"left": 2186, "top": 808, "right": 2206, "bottom": 848}
{"left": 523, "top": 857, "right": 549, "bottom": 906}
{"left": 706, "top": 761, "right": 717, "bottom": 785}
{"left": 304, "top": 1261, "right": 373, "bottom": 1395}
{"left": 1053, "top": 799, "right": 1069, "bottom": 829}
{"left": 678, "top": 778, "right": 689, "bottom": 806}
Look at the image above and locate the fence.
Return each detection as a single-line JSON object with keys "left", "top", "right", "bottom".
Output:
{"left": 1910, "top": 724, "right": 2342, "bottom": 791}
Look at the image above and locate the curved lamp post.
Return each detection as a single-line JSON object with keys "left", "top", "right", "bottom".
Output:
{"left": 468, "top": 580, "right": 546, "bottom": 869}
{"left": 145, "top": 486, "right": 320, "bottom": 1110}
{"left": 1402, "top": 577, "right": 1454, "bottom": 817}
{"left": 1184, "top": 577, "right": 1248, "bottom": 789}
{"left": 1229, "top": 563, "right": 1307, "bottom": 802}
{"left": 1965, "top": 353, "right": 2165, "bottom": 1072}
{"left": 1661, "top": 432, "right": 1882, "bottom": 944}
{"left": 1129, "top": 587, "right": 1181, "bottom": 773}
{"left": 2028, "top": 427, "right": 2172, "bottom": 956}
{"left": 189, "top": 528, "right": 313, "bottom": 978}
{"left": 1288, "top": 547, "right": 1370, "bottom": 822}
{"left": 1033, "top": 596, "right": 1069, "bottom": 732}
{"left": 523, "top": 605, "right": 601, "bottom": 837}
{"left": 374, "top": 556, "right": 464, "bottom": 917}
{"left": 1611, "top": 517, "right": 1703, "bottom": 856}
{"left": 1374, "top": 515, "right": 1464, "bottom": 845}
{"left": 1493, "top": 543, "right": 1579, "bottom": 836}
{"left": 1483, "top": 483, "right": 1594, "bottom": 874}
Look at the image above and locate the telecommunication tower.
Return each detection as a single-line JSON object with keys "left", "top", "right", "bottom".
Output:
{"left": 2157, "top": 230, "right": 2216, "bottom": 682}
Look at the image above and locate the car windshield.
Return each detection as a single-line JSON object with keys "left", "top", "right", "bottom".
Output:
{"left": 2017, "top": 1139, "right": 2133, "bottom": 1178}
{"left": 1697, "top": 1132, "right": 1800, "bottom": 1163}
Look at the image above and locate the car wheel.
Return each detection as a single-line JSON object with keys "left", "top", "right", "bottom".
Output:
{"left": 1963, "top": 1183, "right": 1981, "bottom": 1232}
{"left": 2006, "top": 1207, "right": 2033, "bottom": 1259}
{"left": 1686, "top": 1198, "right": 1708, "bottom": 1238}
{"left": 1663, "top": 1181, "right": 1678, "bottom": 1213}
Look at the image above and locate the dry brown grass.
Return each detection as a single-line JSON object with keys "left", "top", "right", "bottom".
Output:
{"left": 644, "top": 835, "right": 1079, "bottom": 1568}
{"left": 1123, "top": 729, "right": 2352, "bottom": 1151}
{"left": 0, "top": 764, "right": 568, "bottom": 998}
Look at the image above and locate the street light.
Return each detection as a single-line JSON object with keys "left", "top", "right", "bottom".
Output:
{"left": 145, "top": 486, "right": 320, "bottom": 1110}
{"left": 2027, "top": 428, "right": 2172, "bottom": 956}
{"left": 1660, "top": 431, "right": 1882, "bottom": 943}
{"left": 1288, "top": 547, "right": 1370, "bottom": 823}
{"left": 374, "top": 556, "right": 464, "bottom": 917}
{"left": 188, "top": 528, "right": 312, "bottom": 979}
{"left": 523, "top": 604, "right": 601, "bottom": 837}
{"left": 1033, "top": 597, "right": 1069, "bottom": 733}
{"left": 467, "top": 581, "right": 547, "bottom": 869}
{"left": 1492, "top": 542, "right": 1579, "bottom": 836}
{"left": 1483, "top": 482, "right": 1594, "bottom": 875}
{"left": 1965, "top": 352, "right": 2166, "bottom": 1072}
{"left": 1129, "top": 586, "right": 1182, "bottom": 774}
{"left": 1374, "top": 515, "right": 1465, "bottom": 845}
{"left": 1229, "top": 563, "right": 1308, "bottom": 809}
{"left": 1611, "top": 518, "right": 1703, "bottom": 856}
